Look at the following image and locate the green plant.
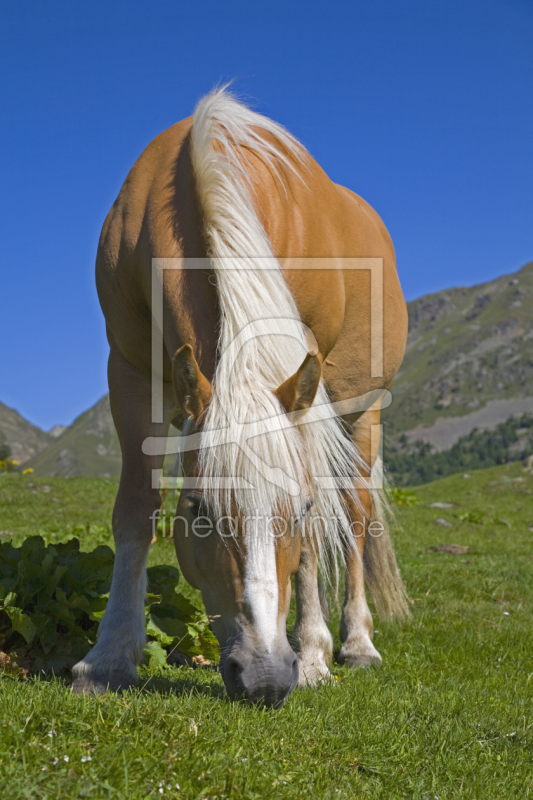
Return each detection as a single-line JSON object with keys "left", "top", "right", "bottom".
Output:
{"left": 458, "top": 510, "right": 485, "bottom": 525}
{"left": 0, "top": 441, "right": 17, "bottom": 473}
{"left": 0, "top": 536, "right": 218, "bottom": 676}
{"left": 387, "top": 486, "right": 420, "bottom": 506}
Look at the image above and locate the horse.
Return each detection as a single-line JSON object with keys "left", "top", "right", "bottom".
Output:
{"left": 72, "top": 88, "right": 410, "bottom": 708}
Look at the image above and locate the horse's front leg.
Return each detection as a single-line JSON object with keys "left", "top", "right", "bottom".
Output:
{"left": 73, "top": 348, "right": 171, "bottom": 693}
{"left": 291, "top": 544, "right": 333, "bottom": 686}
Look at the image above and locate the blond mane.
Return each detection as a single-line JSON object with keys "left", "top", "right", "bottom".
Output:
{"left": 190, "top": 87, "right": 368, "bottom": 571}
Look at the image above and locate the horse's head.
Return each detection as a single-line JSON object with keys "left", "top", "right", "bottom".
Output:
{"left": 171, "top": 344, "right": 322, "bottom": 708}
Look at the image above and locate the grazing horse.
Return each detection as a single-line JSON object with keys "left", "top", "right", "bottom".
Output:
{"left": 73, "top": 89, "right": 409, "bottom": 707}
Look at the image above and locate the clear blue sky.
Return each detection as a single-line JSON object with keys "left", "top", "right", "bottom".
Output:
{"left": 1, "top": 0, "right": 532, "bottom": 430}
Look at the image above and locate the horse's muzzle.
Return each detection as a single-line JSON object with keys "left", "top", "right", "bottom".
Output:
{"left": 221, "top": 646, "right": 299, "bottom": 708}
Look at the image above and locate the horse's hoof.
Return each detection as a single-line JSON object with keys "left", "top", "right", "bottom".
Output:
{"left": 72, "top": 671, "right": 138, "bottom": 695}
{"left": 297, "top": 662, "right": 334, "bottom": 688}
{"left": 337, "top": 652, "right": 382, "bottom": 669}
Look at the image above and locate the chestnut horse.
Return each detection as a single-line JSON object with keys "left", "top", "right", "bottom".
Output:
{"left": 73, "top": 89, "right": 409, "bottom": 707}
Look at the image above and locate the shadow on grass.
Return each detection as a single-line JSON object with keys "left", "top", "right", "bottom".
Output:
{"left": 21, "top": 665, "right": 229, "bottom": 704}
{"left": 136, "top": 669, "right": 228, "bottom": 702}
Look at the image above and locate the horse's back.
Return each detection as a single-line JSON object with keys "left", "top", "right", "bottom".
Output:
{"left": 96, "top": 111, "right": 407, "bottom": 394}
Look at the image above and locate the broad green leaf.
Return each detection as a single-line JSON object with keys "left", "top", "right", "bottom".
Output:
{"left": 144, "top": 640, "right": 168, "bottom": 670}
{"left": 3, "top": 592, "right": 18, "bottom": 607}
{"left": 5, "top": 607, "right": 37, "bottom": 643}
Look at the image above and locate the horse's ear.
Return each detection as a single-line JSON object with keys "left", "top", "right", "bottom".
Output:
{"left": 275, "top": 352, "right": 322, "bottom": 413}
{"left": 172, "top": 345, "right": 212, "bottom": 422}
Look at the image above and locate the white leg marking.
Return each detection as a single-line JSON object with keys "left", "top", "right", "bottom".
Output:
{"left": 73, "top": 539, "right": 149, "bottom": 689}
{"left": 339, "top": 556, "right": 382, "bottom": 668}
{"left": 292, "top": 549, "right": 333, "bottom": 687}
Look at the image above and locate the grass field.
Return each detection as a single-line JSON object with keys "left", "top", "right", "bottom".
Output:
{"left": 0, "top": 463, "right": 532, "bottom": 799}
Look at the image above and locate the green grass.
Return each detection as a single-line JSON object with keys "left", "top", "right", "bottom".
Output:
{"left": 0, "top": 475, "right": 117, "bottom": 543}
{"left": 1, "top": 463, "right": 533, "bottom": 798}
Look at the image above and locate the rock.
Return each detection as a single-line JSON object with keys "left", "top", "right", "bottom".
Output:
{"left": 428, "top": 544, "right": 469, "bottom": 554}
{"left": 434, "top": 518, "right": 452, "bottom": 527}
{"left": 427, "top": 502, "right": 456, "bottom": 509}
{"left": 48, "top": 425, "right": 67, "bottom": 438}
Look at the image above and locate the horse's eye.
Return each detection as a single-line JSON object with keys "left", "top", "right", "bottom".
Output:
{"left": 303, "top": 498, "right": 314, "bottom": 516}
{"left": 295, "top": 498, "right": 314, "bottom": 523}
{"left": 186, "top": 493, "right": 205, "bottom": 515}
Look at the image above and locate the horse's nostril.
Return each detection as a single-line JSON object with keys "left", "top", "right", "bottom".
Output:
{"left": 226, "top": 655, "right": 244, "bottom": 688}
{"left": 290, "top": 653, "right": 299, "bottom": 687}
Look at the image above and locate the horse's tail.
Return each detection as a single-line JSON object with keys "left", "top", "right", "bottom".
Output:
{"left": 365, "top": 457, "right": 411, "bottom": 621}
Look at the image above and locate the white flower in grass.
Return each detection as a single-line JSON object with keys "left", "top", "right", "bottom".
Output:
{"left": 81, "top": 755, "right": 92, "bottom": 762}
{"left": 47, "top": 730, "right": 57, "bottom": 738}
{"left": 52, "top": 757, "right": 59, "bottom": 766}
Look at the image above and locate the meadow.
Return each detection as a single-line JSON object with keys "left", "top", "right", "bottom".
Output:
{"left": 0, "top": 463, "right": 532, "bottom": 799}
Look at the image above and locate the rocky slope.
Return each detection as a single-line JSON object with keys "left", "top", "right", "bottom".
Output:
{"left": 382, "top": 261, "right": 533, "bottom": 447}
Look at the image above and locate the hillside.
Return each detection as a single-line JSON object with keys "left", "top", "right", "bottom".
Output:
{"left": 25, "top": 395, "right": 122, "bottom": 477}
{"left": 382, "top": 260, "right": 533, "bottom": 445}
{"left": 25, "top": 396, "right": 180, "bottom": 478}
{"left": 0, "top": 401, "right": 52, "bottom": 465}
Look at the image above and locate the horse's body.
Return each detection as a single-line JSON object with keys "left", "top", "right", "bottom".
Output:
{"left": 73, "top": 90, "right": 409, "bottom": 707}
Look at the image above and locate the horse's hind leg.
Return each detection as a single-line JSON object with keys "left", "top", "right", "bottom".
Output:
{"left": 338, "top": 406, "right": 382, "bottom": 668}
{"left": 73, "top": 347, "right": 171, "bottom": 694}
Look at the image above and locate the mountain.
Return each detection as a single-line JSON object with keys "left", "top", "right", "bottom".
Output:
{"left": 24, "top": 396, "right": 179, "bottom": 478}
{"left": 382, "top": 261, "right": 533, "bottom": 446}
{"left": 24, "top": 395, "right": 121, "bottom": 477}
{"left": 0, "top": 401, "right": 52, "bottom": 465}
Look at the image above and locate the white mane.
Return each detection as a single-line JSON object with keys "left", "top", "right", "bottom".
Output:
{"left": 190, "top": 87, "right": 367, "bottom": 565}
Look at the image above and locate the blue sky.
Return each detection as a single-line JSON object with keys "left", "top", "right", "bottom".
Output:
{"left": 1, "top": 0, "right": 532, "bottom": 430}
